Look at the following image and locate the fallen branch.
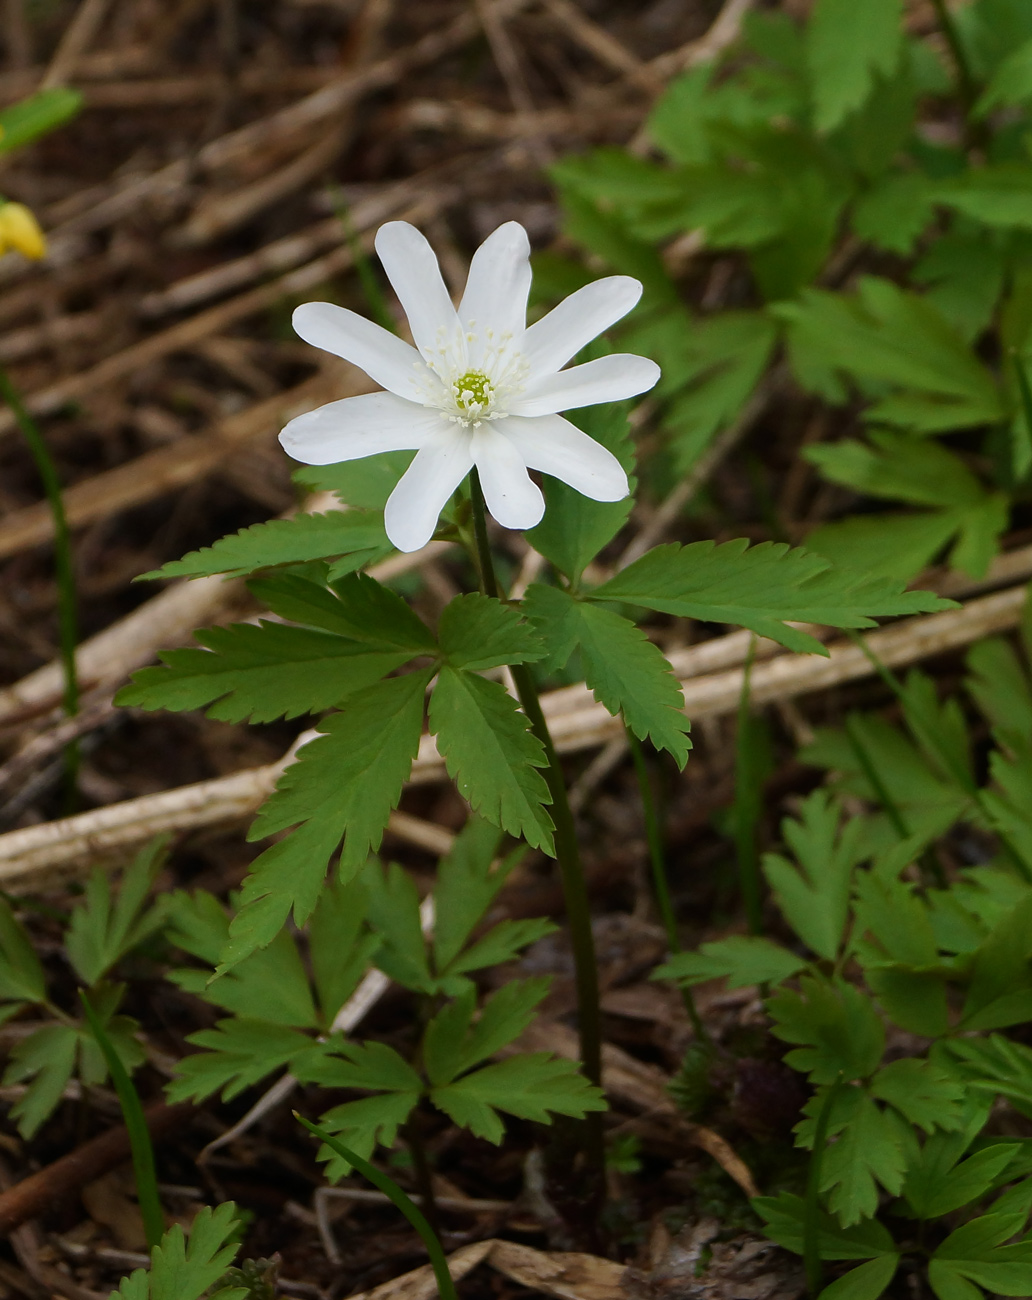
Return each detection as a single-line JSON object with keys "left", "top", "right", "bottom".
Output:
{"left": 3, "top": 582, "right": 1023, "bottom": 886}
{"left": 0, "top": 1101, "right": 193, "bottom": 1236}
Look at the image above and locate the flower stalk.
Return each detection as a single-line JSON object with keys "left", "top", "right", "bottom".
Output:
{"left": 468, "top": 469, "right": 605, "bottom": 1182}
{"left": 0, "top": 366, "right": 80, "bottom": 800}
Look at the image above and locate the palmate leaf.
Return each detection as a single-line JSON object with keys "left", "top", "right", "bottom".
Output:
{"left": 166, "top": 1019, "right": 314, "bottom": 1103}
{"left": 805, "top": 0, "right": 904, "bottom": 132}
{"left": 118, "top": 573, "right": 434, "bottom": 724}
{"left": 589, "top": 539, "right": 952, "bottom": 655}
{"left": 755, "top": 1189, "right": 899, "bottom": 1260}
{"left": 436, "top": 593, "right": 545, "bottom": 671}
{"left": 170, "top": 926, "right": 319, "bottom": 1029}
{"left": 111, "top": 1203, "right": 243, "bottom": 1300}
{"left": 432, "top": 817, "right": 509, "bottom": 972}
{"left": 763, "top": 791, "right": 863, "bottom": 960}
{"left": 219, "top": 670, "right": 431, "bottom": 970}
{"left": 768, "top": 975, "right": 884, "bottom": 1084}
{"left": 799, "top": 1085, "right": 912, "bottom": 1225}
{"left": 929, "top": 1211, "right": 1032, "bottom": 1300}
{"left": 524, "top": 585, "right": 691, "bottom": 766}
{"left": 66, "top": 836, "right": 170, "bottom": 987}
{"left": 363, "top": 860, "right": 434, "bottom": 994}
{"left": 428, "top": 668, "right": 554, "bottom": 852}
{"left": 870, "top": 1059, "right": 965, "bottom": 1134}
{"left": 775, "top": 279, "right": 1005, "bottom": 431}
{"left": 430, "top": 1053, "right": 607, "bottom": 1145}
{"left": 141, "top": 510, "right": 392, "bottom": 580}
{"left": 3, "top": 1023, "right": 77, "bottom": 1137}
{"left": 423, "top": 979, "right": 551, "bottom": 1086}
{"left": 960, "top": 894, "right": 1032, "bottom": 1031}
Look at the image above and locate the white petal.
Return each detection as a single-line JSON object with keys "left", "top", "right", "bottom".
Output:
{"left": 458, "top": 222, "right": 531, "bottom": 363}
{"left": 471, "top": 426, "right": 544, "bottom": 531}
{"left": 279, "top": 391, "right": 445, "bottom": 465}
{"left": 292, "top": 302, "right": 424, "bottom": 400}
{"left": 521, "top": 276, "right": 643, "bottom": 377}
{"left": 384, "top": 426, "right": 473, "bottom": 552}
{"left": 375, "top": 221, "right": 460, "bottom": 359}
{"left": 494, "top": 413, "right": 629, "bottom": 502}
{"left": 512, "top": 353, "right": 660, "bottom": 417}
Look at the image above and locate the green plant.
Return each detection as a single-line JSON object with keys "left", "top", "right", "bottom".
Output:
{"left": 0, "top": 837, "right": 169, "bottom": 1137}
{"left": 549, "top": 0, "right": 1032, "bottom": 586}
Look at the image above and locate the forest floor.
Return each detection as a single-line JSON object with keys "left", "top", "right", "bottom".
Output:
{"left": 0, "top": 2, "right": 972, "bottom": 1300}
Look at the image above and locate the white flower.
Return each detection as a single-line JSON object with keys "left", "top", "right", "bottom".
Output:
{"left": 279, "top": 220, "right": 660, "bottom": 552}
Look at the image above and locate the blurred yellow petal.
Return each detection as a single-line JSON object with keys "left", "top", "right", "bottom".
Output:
{"left": 0, "top": 203, "right": 45, "bottom": 259}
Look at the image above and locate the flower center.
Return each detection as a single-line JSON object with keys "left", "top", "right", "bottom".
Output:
{"left": 452, "top": 369, "right": 494, "bottom": 420}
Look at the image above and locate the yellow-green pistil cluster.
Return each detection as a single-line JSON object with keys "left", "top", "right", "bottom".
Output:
{"left": 452, "top": 369, "right": 496, "bottom": 425}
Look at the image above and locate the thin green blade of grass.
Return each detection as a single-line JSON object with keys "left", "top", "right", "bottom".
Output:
{"left": 79, "top": 990, "right": 164, "bottom": 1250}
{"left": 295, "top": 1114, "right": 458, "bottom": 1300}
{"left": 0, "top": 366, "right": 80, "bottom": 801}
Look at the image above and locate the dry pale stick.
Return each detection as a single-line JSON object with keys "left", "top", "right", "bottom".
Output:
{"left": 0, "top": 582, "right": 1027, "bottom": 885}
{"left": 38, "top": 0, "right": 113, "bottom": 88}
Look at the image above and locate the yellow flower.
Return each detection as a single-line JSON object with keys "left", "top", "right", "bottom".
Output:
{"left": 0, "top": 202, "right": 46, "bottom": 260}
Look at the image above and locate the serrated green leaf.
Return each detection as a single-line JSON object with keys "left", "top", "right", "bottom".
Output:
{"left": 870, "top": 1058, "right": 964, "bottom": 1133}
{"left": 178, "top": 928, "right": 319, "bottom": 1029}
{"left": 118, "top": 574, "right": 433, "bottom": 724}
{"left": 117, "top": 622, "right": 412, "bottom": 723}
{"left": 140, "top": 511, "right": 392, "bottom": 581}
{"left": 776, "top": 279, "right": 1005, "bottom": 432}
{"left": 648, "top": 309, "right": 777, "bottom": 473}
{"left": 934, "top": 165, "right": 1032, "bottom": 231}
{"left": 763, "top": 791, "right": 862, "bottom": 960}
{"left": 219, "top": 671, "right": 430, "bottom": 971}
{"left": 112, "top": 1202, "right": 242, "bottom": 1300}
{"left": 654, "top": 935, "right": 807, "bottom": 988}
{"left": 364, "top": 860, "right": 433, "bottom": 994}
{"left": 313, "top": 1092, "right": 420, "bottom": 1179}
{"left": 769, "top": 976, "right": 884, "bottom": 1084}
{"left": 429, "top": 667, "right": 554, "bottom": 852}
{"left": 753, "top": 1190, "right": 898, "bottom": 1259}
{"left": 965, "top": 637, "right": 1032, "bottom": 759}
{"left": 806, "top": 0, "right": 904, "bottom": 132}
{"left": 430, "top": 1052, "right": 606, "bottom": 1144}
{"left": 66, "top": 837, "right": 169, "bottom": 986}
{"left": 961, "top": 894, "right": 1032, "bottom": 1031}
{"left": 819, "top": 1255, "right": 900, "bottom": 1300}
{"left": 308, "top": 877, "right": 377, "bottom": 1026}
{"left": 437, "top": 593, "right": 544, "bottom": 671}
{"left": 523, "top": 585, "right": 691, "bottom": 765}
{"left": 3, "top": 1023, "right": 77, "bottom": 1137}
{"left": 442, "top": 919, "right": 556, "bottom": 984}
{"left": 424, "top": 978, "right": 551, "bottom": 1086}
{"left": 803, "top": 1086, "right": 912, "bottom": 1226}
{"left": 293, "top": 450, "right": 414, "bottom": 510}
{"left": 432, "top": 817, "right": 509, "bottom": 972}
{"left": 590, "top": 539, "right": 952, "bottom": 656}
{"left": 906, "top": 1139, "right": 1020, "bottom": 1220}
{"left": 0, "top": 897, "right": 46, "bottom": 1006}
{"left": 301, "top": 1037, "right": 422, "bottom": 1094}
{"left": 946, "top": 1034, "right": 1032, "bottom": 1116}
{"left": 930, "top": 1212, "right": 1032, "bottom": 1299}
{"left": 253, "top": 572, "right": 434, "bottom": 652}
{"left": 975, "top": 36, "right": 1032, "bottom": 114}
{"left": 166, "top": 1019, "right": 313, "bottom": 1103}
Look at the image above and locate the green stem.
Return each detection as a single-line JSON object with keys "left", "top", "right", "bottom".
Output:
{"left": 0, "top": 367, "right": 80, "bottom": 799}
{"left": 468, "top": 469, "right": 499, "bottom": 600}
{"left": 803, "top": 1074, "right": 844, "bottom": 1299}
{"left": 625, "top": 728, "right": 708, "bottom": 1043}
{"left": 466, "top": 469, "right": 605, "bottom": 1181}
{"left": 298, "top": 1117, "right": 458, "bottom": 1300}
{"left": 403, "top": 1115, "right": 441, "bottom": 1238}
{"left": 734, "top": 639, "right": 764, "bottom": 935}
{"left": 79, "top": 991, "right": 164, "bottom": 1250}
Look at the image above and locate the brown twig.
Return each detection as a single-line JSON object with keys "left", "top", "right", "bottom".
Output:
{"left": 0, "top": 1101, "right": 193, "bottom": 1236}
